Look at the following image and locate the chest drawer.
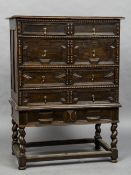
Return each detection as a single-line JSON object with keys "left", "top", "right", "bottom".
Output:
{"left": 21, "top": 69, "right": 66, "bottom": 87}
{"left": 72, "top": 68, "right": 116, "bottom": 85}
{"left": 20, "top": 88, "right": 117, "bottom": 106}
{"left": 19, "top": 21, "right": 119, "bottom": 36}
{"left": 20, "top": 108, "right": 119, "bottom": 126}
{"left": 22, "top": 38, "right": 118, "bottom": 65}
{"left": 74, "top": 22, "right": 118, "bottom": 36}
{"left": 22, "top": 39, "right": 67, "bottom": 64}
{"left": 21, "top": 22, "right": 68, "bottom": 35}
{"left": 20, "top": 67, "right": 116, "bottom": 88}
{"left": 74, "top": 38, "right": 117, "bottom": 65}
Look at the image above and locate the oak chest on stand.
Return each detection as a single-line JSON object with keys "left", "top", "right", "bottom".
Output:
{"left": 9, "top": 16, "right": 124, "bottom": 169}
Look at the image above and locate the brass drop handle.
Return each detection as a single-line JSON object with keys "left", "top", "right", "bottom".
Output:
{"left": 41, "top": 75, "right": 46, "bottom": 83}
{"left": 44, "top": 95, "right": 47, "bottom": 104}
{"left": 92, "top": 27, "right": 96, "bottom": 35}
{"left": 41, "top": 50, "right": 47, "bottom": 57}
{"left": 43, "top": 27, "right": 47, "bottom": 35}
{"left": 92, "top": 94, "right": 95, "bottom": 102}
{"left": 91, "top": 74, "right": 95, "bottom": 81}
{"left": 92, "top": 49, "right": 96, "bottom": 57}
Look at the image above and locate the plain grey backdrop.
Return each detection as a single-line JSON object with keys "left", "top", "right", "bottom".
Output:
{"left": 0, "top": 0, "right": 131, "bottom": 174}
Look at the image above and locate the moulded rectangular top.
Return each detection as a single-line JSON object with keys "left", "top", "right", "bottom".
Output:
{"left": 7, "top": 15, "right": 125, "bottom": 20}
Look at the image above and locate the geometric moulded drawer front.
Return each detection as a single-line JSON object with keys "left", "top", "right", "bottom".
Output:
{"left": 21, "top": 22, "right": 69, "bottom": 36}
{"left": 21, "top": 22, "right": 118, "bottom": 36}
{"left": 74, "top": 23, "right": 119, "bottom": 36}
{"left": 20, "top": 67, "right": 116, "bottom": 88}
{"left": 21, "top": 38, "right": 118, "bottom": 65}
{"left": 19, "top": 108, "right": 119, "bottom": 126}
{"left": 20, "top": 88, "right": 118, "bottom": 106}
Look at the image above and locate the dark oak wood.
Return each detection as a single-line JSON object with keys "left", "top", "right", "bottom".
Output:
{"left": 94, "top": 124, "right": 102, "bottom": 150}
{"left": 18, "top": 126, "right": 26, "bottom": 169}
{"left": 111, "top": 122, "right": 118, "bottom": 162}
{"left": 97, "top": 139, "right": 111, "bottom": 151}
{"left": 9, "top": 16, "right": 123, "bottom": 169}
{"left": 8, "top": 15, "right": 124, "bottom": 19}
{"left": 26, "top": 138, "right": 94, "bottom": 147}
{"left": 26, "top": 151, "right": 112, "bottom": 162}
{"left": 12, "top": 119, "right": 18, "bottom": 155}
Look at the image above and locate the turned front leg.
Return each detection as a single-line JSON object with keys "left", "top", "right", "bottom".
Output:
{"left": 111, "top": 123, "right": 118, "bottom": 163}
{"left": 94, "top": 124, "right": 102, "bottom": 150}
{"left": 18, "top": 127, "right": 26, "bottom": 170}
{"left": 12, "top": 119, "right": 18, "bottom": 155}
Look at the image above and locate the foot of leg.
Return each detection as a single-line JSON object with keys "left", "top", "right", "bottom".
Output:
{"left": 18, "top": 157, "right": 26, "bottom": 170}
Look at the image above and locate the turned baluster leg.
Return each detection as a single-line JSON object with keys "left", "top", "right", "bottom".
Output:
{"left": 94, "top": 124, "right": 102, "bottom": 150}
{"left": 12, "top": 119, "right": 18, "bottom": 155}
{"left": 111, "top": 123, "right": 118, "bottom": 163}
{"left": 18, "top": 127, "right": 26, "bottom": 170}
